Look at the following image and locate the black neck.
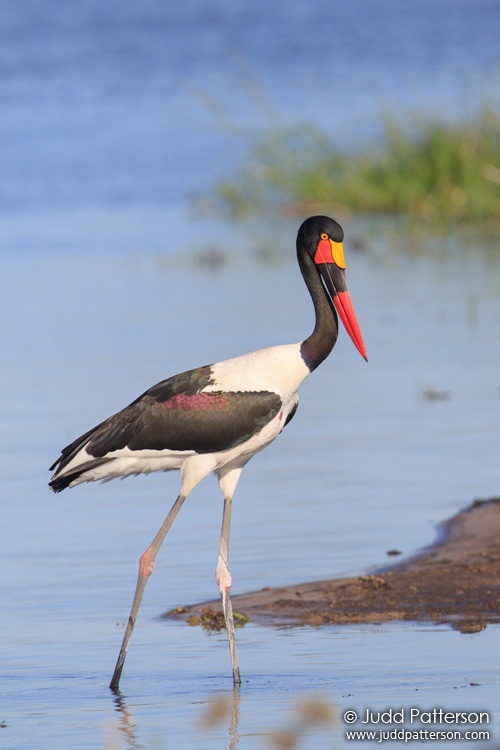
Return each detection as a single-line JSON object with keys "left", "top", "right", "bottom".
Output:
{"left": 298, "top": 251, "right": 339, "bottom": 372}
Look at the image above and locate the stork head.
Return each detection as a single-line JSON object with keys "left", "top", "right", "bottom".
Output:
{"left": 297, "top": 215, "right": 367, "bottom": 361}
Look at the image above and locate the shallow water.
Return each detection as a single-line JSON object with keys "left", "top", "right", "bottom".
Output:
{"left": 2, "top": 216, "right": 500, "bottom": 748}
{"left": 0, "top": 0, "right": 499, "bottom": 213}
{"left": 1, "top": 0, "right": 500, "bottom": 747}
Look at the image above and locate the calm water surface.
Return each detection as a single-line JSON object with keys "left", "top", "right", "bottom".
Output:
{"left": 2, "top": 222, "right": 500, "bottom": 748}
{"left": 0, "top": 0, "right": 499, "bottom": 212}
{"left": 1, "top": 0, "right": 500, "bottom": 747}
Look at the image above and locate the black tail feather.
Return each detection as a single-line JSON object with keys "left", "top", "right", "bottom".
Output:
{"left": 49, "top": 457, "right": 115, "bottom": 493}
{"left": 49, "top": 422, "right": 106, "bottom": 474}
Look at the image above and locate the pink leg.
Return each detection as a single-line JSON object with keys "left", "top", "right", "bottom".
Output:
{"left": 109, "top": 493, "right": 187, "bottom": 691}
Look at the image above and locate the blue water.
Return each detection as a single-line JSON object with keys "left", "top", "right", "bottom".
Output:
{"left": 1, "top": 1, "right": 500, "bottom": 748}
{"left": 0, "top": 0, "right": 499, "bottom": 213}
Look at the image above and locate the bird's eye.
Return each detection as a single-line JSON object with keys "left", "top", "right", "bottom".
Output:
{"left": 320, "top": 233, "right": 329, "bottom": 240}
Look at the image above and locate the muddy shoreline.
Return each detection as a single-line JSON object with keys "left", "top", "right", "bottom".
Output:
{"left": 165, "top": 498, "right": 500, "bottom": 633}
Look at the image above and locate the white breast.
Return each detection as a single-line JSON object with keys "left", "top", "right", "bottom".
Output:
{"left": 208, "top": 343, "right": 310, "bottom": 400}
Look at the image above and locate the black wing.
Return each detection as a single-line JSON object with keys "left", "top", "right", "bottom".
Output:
{"left": 50, "top": 364, "right": 282, "bottom": 473}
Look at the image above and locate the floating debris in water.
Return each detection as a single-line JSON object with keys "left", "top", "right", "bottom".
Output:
{"left": 186, "top": 607, "right": 249, "bottom": 631}
{"left": 422, "top": 386, "right": 451, "bottom": 402}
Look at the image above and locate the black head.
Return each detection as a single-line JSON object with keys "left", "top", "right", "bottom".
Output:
{"left": 296, "top": 215, "right": 344, "bottom": 258}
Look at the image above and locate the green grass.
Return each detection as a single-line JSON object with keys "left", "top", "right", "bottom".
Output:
{"left": 209, "top": 109, "right": 500, "bottom": 232}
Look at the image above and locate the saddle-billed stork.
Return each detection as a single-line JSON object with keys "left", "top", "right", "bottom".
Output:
{"left": 49, "top": 215, "right": 367, "bottom": 690}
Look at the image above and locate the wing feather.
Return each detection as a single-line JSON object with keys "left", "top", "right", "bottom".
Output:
{"left": 50, "top": 364, "right": 282, "bottom": 477}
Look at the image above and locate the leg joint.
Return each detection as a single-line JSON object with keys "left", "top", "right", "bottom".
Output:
{"left": 216, "top": 555, "right": 232, "bottom": 594}
{"left": 139, "top": 549, "right": 155, "bottom": 578}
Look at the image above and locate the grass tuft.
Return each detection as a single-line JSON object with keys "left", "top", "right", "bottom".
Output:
{"left": 207, "top": 109, "right": 500, "bottom": 232}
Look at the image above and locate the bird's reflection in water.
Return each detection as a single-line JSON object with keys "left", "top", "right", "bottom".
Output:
{"left": 110, "top": 686, "right": 241, "bottom": 750}
{"left": 111, "top": 690, "right": 145, "bottom": 750}
{"left": 197, "top": 687, "right": 241, "bottom": 749}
